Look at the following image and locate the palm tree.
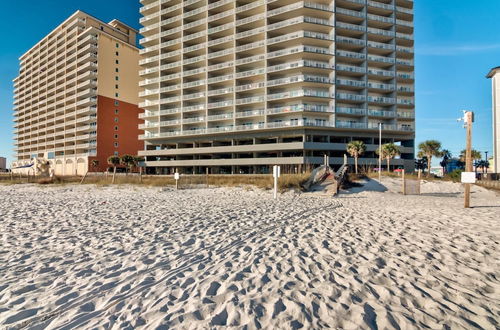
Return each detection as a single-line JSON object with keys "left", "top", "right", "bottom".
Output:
{"left": 417, "top": 140, "right": 442, "bottom": 175}
{"left": 415, "top": 157, "right": 428, "bottom": 171}
{"left": 91, "top": 159, "right": 99, "bottom": 172}
{"left": 440, "top": 149, "right": 452, "bottom": 174}
{"left": 460, "top": 149, "right": 482, "bottom": 172}
{"left": 107, "top": 155, "right": 120, "bottom": 184}
{"left": 376, "top": 142, "right": 401, "bottom": 172}
{"left": 474, "top": 160, "right": 489, "bottom": 174}
{"left": 346, "top": 141, "right": 366, "bottom": 174}
{"left": 120, "top": 154, "right": 135, "bottom": 175}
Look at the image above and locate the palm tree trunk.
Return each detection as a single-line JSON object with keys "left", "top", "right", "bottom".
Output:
{"left": 427, "top": 155, "right": 432, "bottom": 176}
{"left": 387, "top": 158, "right": 390, "bottom": 172}
{"left": 355, "top": 156, "right": 358, "bottom": 174}
{"left": 112, "top": 166, "right": 116, "bottom": 184}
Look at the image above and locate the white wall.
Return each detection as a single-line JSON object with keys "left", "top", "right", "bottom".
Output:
{"left": 492, "top": 73, "right": 500, "bottom": 173}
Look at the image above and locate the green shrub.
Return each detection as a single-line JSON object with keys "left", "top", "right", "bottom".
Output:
{"left": 446, "top": 169, "right": 462, "bottom": 182}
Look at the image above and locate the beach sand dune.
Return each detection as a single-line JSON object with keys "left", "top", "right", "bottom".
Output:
{"left": 0, "top": 182, "right": 498, "bottom": 329}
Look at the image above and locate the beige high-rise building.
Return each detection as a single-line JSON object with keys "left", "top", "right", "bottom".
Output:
{"left": 139, "top": 0, "right": 415, "bottom": 174}
{"left": 487, "top": 67, "right": 500, "bottom": 174}
{"left": 13, "top": 11, "right": 144, "bottom": 175}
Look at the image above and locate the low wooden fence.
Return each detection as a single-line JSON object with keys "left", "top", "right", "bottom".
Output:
{"left": 477, "top": 180, "right": 500, "bottom": 190}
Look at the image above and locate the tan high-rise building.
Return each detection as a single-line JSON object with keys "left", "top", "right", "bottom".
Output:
{"left": 139, "top": 0, "right": 415, "bottom": 174}
{"left": 13, "top": 11, "right": 144, "bottom": 175}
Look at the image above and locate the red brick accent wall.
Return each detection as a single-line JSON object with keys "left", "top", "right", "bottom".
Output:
{"left": 89, "top": 95, "right": 144, "bottom": 172}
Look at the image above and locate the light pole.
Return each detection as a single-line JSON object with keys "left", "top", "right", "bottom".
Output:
{"left": 378, "top": 122, "right": 382, "bottom": 182}
{"left": 485, "top": 151, "right": 489, "bottom": 174}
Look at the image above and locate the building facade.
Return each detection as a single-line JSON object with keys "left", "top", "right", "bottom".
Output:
{"left": 138, "top": 0, "right": 415, "bottom": 174}
{"left": 487, "top": 67, "right": 500, "bottom": 174}
{"left": 13, "top": 11, "right": 143, "bottom": 175}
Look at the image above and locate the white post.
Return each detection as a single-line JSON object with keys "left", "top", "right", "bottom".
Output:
{"left": 273, "top": 165, "right": 280, "bottom": 200}
{"left": 378, "top": 122, "right": 382, "bottom": 182}
{"left": 174, "top": 172, "right": 180, "bottom": 190}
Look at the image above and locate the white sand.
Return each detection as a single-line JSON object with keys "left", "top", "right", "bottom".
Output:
{"left": 0, "top": 180, "right": 499, "bottom": 329}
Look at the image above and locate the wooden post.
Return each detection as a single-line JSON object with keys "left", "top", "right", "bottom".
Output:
{"left": 402, "top": 169, "right": 406, "bottom": 195}
{"left": 464, "top": 111, "right": 473, "bottom": 208}
{"left": 80, "top": 171, "right": 88, "bottom": 184}
{"left": 206, "top": 167, "right": 209, "bottom": 187}
{"left": 139, "top": 166, "right": 143, "bottom": 183}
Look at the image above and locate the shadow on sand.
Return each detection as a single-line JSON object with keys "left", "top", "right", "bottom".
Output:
{"left": 342, "top": 179, "right": 388, "bottom": 195}
{"left": 420, "top": 192, "right": 461, "bottom": 198}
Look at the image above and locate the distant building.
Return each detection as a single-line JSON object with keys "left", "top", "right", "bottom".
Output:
{"left": 13, "top": 11, "right": 144, "bottom": 175}
{"left": 0, "top": 157, "right": 6, "bottom": 171}
{"left": 430, "top": 167, "right": 443, "bottom": 177}
{"left": 445, "top": 158, "right": 463, "bottom": 173}
{"left": 487, "top": 67, "right": 500, "bottom": 173}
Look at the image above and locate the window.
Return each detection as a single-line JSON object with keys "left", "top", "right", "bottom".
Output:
{"left": 100, "top": 26, "right": 104, "bottom": 31}
{"left": 114, "top": 126, "right": 118, "bottom": 131}
{"left": 115, "top": 93, "right": 119, "bottom": 97}
{"left": 114, "top": 151, "right": 119, "bottom": 156}
{"left": 115, "top": 76, "right": 119, "bottom": 81}
{"left": 114, "top": 109, "right": 119, "bottom": 114}
{"left": 114, "top": 142, "right": 119, "bottom": 147}
{"left": 114, "top": 100, "right": 119, "bottom": 106}
{"left": 114, "top": 117, "right": 119, "bottom": 123}
{"left": 115, "top": 51, "right": 119, "bottom": 56}
{"left": 116, "top": 43, "right": 119, "bottom": 48}
{"left": 115, "top": 68, "right": 119, "bottom": 73}
{"left": 115, "top": 60, "right": 119, "bottom": 65}
{"left": 114, "top": 134, "right": 118, "bottom": 139}
{"left": 115, "top": 84, "right": 119, "bottom": 89}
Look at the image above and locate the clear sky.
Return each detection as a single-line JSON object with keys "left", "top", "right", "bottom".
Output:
{"left": 0, "top": 1, "right": 498, "bottom": 166}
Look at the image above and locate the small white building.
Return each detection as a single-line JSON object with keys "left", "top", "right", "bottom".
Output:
{"left": 487, "top": 67, "right": 500, "bottom": 173}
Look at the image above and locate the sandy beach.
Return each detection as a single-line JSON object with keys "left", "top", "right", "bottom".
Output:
{"left": 0, "top": 179, "right": 499, "bottom": 329}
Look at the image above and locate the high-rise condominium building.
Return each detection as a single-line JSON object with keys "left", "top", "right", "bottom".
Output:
{"left": 487, "top": 67, "right": 500, "bottom": 173}
{"left": 13, "top": 11, "right": 143, "bottom": 175}
{"left": 139, "top": 0, "right": 415, "bottom": 174}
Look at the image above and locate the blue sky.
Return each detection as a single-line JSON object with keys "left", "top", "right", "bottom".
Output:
{"left": 0, "top": 1, "right": 498, "bottom": 165}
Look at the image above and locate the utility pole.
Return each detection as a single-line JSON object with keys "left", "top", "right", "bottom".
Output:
{"left": 463, "top": 111, "right": 474, "bottom": 208}
{"left": 378, "top": 122, "right": 382, "bottom": 182}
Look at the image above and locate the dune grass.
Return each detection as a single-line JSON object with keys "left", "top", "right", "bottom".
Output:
{"left": 0, "top": 173, "right": 311, "bottom": 191}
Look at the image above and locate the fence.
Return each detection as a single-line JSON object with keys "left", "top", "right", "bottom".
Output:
{"left": 402, "top": 169, "right": 420, "bottom": 195}
{"left": 477, "top": 180, "right": 500, "bottom": 190}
